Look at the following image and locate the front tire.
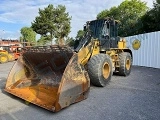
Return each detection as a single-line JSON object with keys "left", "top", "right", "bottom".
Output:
{"left": 87, "top": 54, "right": 112, "bottom": 87}
{"left": 0, "top": 54, "right": 8, "bottom": 63}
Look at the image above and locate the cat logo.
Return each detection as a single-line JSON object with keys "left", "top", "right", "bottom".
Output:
{"left": 132, "top": 39, "right": 141, "bottom": 50}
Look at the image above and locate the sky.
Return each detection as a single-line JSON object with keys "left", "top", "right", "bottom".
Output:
{"left": 0, "top": 0, "right": 154, "bottom": 40}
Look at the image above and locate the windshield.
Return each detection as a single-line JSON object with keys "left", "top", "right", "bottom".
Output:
{"left": 89, "top": 19, "right": 106, "bottom": 39}
{"left": 88, "top": 19, "right": 118, "bottom": 39}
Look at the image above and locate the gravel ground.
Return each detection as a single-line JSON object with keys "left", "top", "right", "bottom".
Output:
{"left": 0, "top": 61, "right": 160, "bottom": 120}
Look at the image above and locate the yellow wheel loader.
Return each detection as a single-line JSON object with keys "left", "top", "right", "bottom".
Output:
{"left": 0, "top": 49, "right": 14, "bottom": 63}
{"left": 5, "top": 18, "right": 132, "bottom": 112}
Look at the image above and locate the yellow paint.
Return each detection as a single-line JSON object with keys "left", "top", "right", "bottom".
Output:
{"left": 77, "top": 36, "right": 131, "bottom": 75}
{"left": 14, "top": 68, "right": 26, "bottom": 82}
{"left": 0, "top": 56, "right": 7, "bottom": 62}
{"left": 0, "top": 50, "right": 14, "bottom": 63}
{"left": 8, "top": 54, "right": 14, "bottom": 61}
{"left": 118, "top": 38, "right": 126, "bottom": 49}
{"left": 78, "top": 39, "right": 100, "bottom": 65}
{"left": 78, "top": 45, "right": 91, "bottom": 65}
{"left": 91, "top": 40, "right": 100, "bottom": 56}
{"left": 132, "top": 39, "right": 141, "bottom": 50}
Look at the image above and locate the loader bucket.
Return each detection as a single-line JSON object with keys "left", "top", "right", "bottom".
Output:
{"left": 5, "top": 46, "right": 90, "bottom": 112}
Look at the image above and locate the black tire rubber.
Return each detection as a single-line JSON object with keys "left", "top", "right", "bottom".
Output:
{"left": 0, "top": 54, "right": 8, "bottom": 63}
{"left": 118, "top": 52, "right": 132, "bottom": 76}
{"left": 87, "top": 54, "right": 112, "bottom": 87}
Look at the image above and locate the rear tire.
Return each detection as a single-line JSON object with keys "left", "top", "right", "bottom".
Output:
{"left": 118, "top": 52, "right": 132, "bottom": 76}
{"left": 0, "top": 54, "right": 8, "bottom": 63}
{"left": 87, "top": 54, "right": 112, "bottom": 87}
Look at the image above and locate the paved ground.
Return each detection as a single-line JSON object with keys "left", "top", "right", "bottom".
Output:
{"left": 0, "top": 61, "right": 160, "bottom": 120}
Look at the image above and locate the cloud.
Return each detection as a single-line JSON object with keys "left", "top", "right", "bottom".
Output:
{"left": 0, "top": 0, "right": 153, "bottom": 39}
{"left": 0, "top": 29, "right": 20, "bottom": 39}
{"left": 0, "top": 1, "right": 46, "bottom": 24}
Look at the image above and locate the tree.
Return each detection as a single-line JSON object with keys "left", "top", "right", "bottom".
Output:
{"left": 140, "top": 0, "right": 160, "bottom": 33}
{"left": 76, "top": 30, "right": 85, "bottom": 40}
{"left": 31, "top": 4, "right": 55, "bottom": 45}
{"left": 20, "top": 27, "right": 36, "bottom": 44}
{"left": 97, "top": 6, "right": 119, "bottom": 20}
{"left": 73, "top": 30, "right": 85, "bottom": 49}
{"left": 54, "top": 5, "right": 71, "bottom": 45}
{"left": 97, "top": 0, "right": 148, "bottom": 36}
{"left": 31, "top": 4, "right": 71, "bottom": 45}
{"left": 19, "top": 36, "right": 23, "bottom": 42}
{"left": 157, "top": 0, "right": 160, "bottom": 4}
{"left": 65, "top": 37, "right": 75, "bottom": 46}
{"left": 37, "top": 35, "right": 50, "bottom": 45}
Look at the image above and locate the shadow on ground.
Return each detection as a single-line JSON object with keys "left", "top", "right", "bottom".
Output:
{"left": 0, "top": 77, "right": 6, "bottom": 91}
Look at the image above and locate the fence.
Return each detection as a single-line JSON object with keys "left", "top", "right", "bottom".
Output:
{"left": 125, "top": 31, "right": 160, "bottom": 69}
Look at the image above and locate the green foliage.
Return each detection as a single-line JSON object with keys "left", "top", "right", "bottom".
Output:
{"left": 20, "top": 27, "right": 36, "bottom": 44}
{"left": 65, "top": 37, "right": 75, "bottom": 46}
{"left": 19, "top": 36, "right": 23, "bottom": 42}
{"left": 72, "top": 30, "right": 85, "bottom": 49}
{"left": 37, "top": 35, "right": 51, "bottom": 45}
{"left": 31, "top": 4, "right": 71, "bottom": 45}
{"left": 97, "top": 0, "right": 148, "bottom": 36}
{"left": 157, "top": 0, "right": 160, "bottom": 4}
{"left": 76, "top": 30, "right": 85, "bottom": 40}
{"left": 31, "top": 4, "right": 55, "bottom": 44}
{"left": 140, "top": 0, "right": 160, "bottom": 33}
{"left": 97, "top": 6, "right": 118, "bottom": 20}
{"left": 54, "top": 5, "right": 71, "bottom": 40}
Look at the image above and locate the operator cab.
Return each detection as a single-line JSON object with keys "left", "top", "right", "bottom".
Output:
{"left": 86, "top": 18, "right": 119, "bottom": 51}
{"left": 74, "top": 18, "right": 120, "bottom": 52}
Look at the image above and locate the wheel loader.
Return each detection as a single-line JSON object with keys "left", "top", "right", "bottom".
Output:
{"left": 0, "top": 48, "right": 14, "bottom": 63}
{"left": 0, "top": 46, "right": 22, "bottom": 63}
{"left": 5, "top": 18, "right": 132, "bottom": 112}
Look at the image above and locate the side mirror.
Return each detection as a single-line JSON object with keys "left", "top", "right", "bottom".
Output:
{"left": 83, "top": 25, "right": 86, "bottom": 31}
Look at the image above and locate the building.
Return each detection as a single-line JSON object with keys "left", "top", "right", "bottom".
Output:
{"left": 0, "top": 39, "right": 22, "bottom": 47}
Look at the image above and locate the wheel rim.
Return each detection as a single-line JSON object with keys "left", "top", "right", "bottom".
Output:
{"left": 102, "top": 62, "right": 110, "bottom": 79}
{"left": 126, "top": 58, "right": 131, "bottom": 70}
{"left": 0, "top": 56, "right": 7, "bottom": 63}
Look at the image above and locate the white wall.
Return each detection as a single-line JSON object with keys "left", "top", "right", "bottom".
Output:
{"left": 125, "top": 31, "right": 160, "bottom": 69}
